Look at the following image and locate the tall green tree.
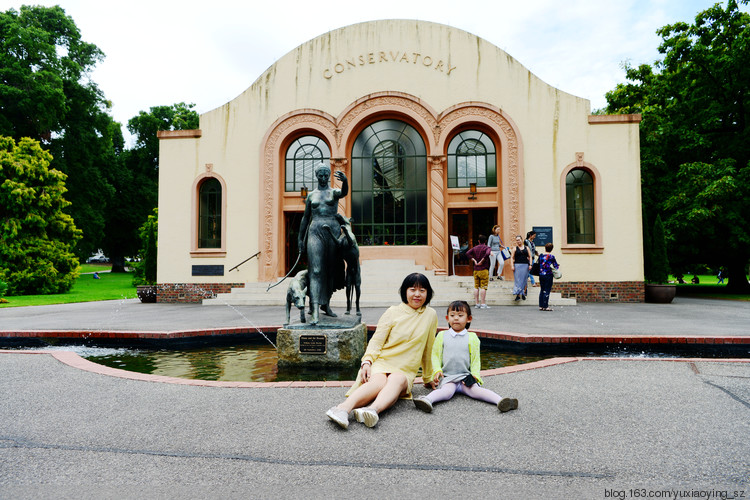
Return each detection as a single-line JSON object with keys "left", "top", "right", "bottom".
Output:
{"left": 131, "top": 208, "right": 158, "bottom": 286}
{"left": 0, "top": 5, "right": 118, "bottom": 259}
{"left": 101, "top": 103, "right": 199, "bottom": 272}
{"left": 0, "top": 136, "right": 81, "bottom": 294}
{"left": 605, "top": 0, "right": 750, "bottom": 292}
{"left": 0, "top": 6, "right": 102, "bottom": 141}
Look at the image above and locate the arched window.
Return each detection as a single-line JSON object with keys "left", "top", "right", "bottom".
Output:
{"left": 447, "top": 130, "right": 496, "bottom": 188}
{"left": 198, "top": 178, "right": 222, "bottom": 248}
{"left": 351, "top": 119, "right": 427, "bottom": 245}
{"left": 565, "top": 169, "right": 595, "bottom": 244}
{"left": 285, "top": 135, "right": 331, "bottom": 192}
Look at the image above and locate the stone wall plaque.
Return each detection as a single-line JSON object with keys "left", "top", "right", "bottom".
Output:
{"left": 192, "top": 265, "right": 224, "bottom": 276}
{"left": 299, "top": 334, "right": 327, "bottom": 354}
{"left": 532, "top": 226, "right": 553, "bottom": 248}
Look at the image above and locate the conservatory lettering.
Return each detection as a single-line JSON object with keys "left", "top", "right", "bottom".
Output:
{"left": 322, "top": 50, "right": 456, "bottom": 79}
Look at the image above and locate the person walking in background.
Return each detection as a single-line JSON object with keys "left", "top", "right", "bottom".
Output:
{"left": 511, "top": 235, "right": 531, "bottom": 301}
{"left": 413, "top": 300, "right": 518, "bottom": 414}
{"left": 524, "top": 231, "right": 538, "bottom": 289}
{"left": 487, "top": 225, "right": 506, "bottom": 281}
{"left": 466, "top": 234, "right": 492, "bottom": 309}
{"left": 538, "top": 242, "right": 560, "bottom": 311}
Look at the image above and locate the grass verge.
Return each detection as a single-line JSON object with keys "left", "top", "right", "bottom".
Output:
{"left": 0, "top": 268, "right": 136, "bottom": 308}
{"left": 670, "top": 274, "right": 750, "bottom": 301}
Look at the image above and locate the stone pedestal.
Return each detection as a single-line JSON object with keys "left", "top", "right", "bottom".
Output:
{"left": 277, "top": 320, "right": 366, "bottom": 367}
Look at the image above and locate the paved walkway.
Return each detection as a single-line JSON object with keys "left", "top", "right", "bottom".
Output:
{"left": 1, "top": 298, "right": 749, "bottom": 497}
{"left": 1, "top": 295, "right": 749, "bottom": 337}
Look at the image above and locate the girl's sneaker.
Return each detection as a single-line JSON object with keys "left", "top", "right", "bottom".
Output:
{"left": 413, "top": 396, "right": 433, "bottom": 413}
{"left": 498, "top": 398, "right": 519, "bottom": 412}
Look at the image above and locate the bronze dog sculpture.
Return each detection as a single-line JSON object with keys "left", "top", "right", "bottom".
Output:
{"left": 285, "top": 270, "right": 309, "bottom": 324}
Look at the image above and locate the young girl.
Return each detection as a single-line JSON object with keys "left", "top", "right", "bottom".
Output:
{"left": 413, "top": 301, "right": 518, "bottom": 413}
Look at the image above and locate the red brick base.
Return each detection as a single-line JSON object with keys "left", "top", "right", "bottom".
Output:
{"left": 156, "top": 283, "right": 245, "bottom": 303}
{"left": 552, "top": 281, "right": 644, "bottom": 303}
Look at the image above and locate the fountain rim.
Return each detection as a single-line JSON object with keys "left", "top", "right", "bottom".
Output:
{"left": 3, "top": 349, "right": 749, "bottom": 388}
{"left": 1, "top": 324, "right": 749, "bottom": 388}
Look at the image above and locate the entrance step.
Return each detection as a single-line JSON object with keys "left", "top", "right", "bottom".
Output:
{"left": 202, "top": 259, "right": 576, "bottom": 308}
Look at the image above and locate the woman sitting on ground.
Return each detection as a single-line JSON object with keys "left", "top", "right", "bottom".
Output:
{"left": 326, "top": 273, "right": 438, "bottom": 429}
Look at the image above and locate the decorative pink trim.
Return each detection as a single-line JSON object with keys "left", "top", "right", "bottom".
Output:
{"left": 259, "top": 93, "right": 523, "bottom": 278}
{"left": 191, "top": 170, "right": 227, "bottom": 253}
{"left": 588, "top": 114, "right": 642, "bottom": 124}
{"left": 3, "top": 350, "right": 744, "bottom": 388}
{"left": 157, "top": 129, "right": 202, "bottom": 139}
{"left": 560, "top": 153, "right": 604, "bottom": 252}
{"left": 259, "top": 111, "right": 338, "bottom": 281}
{"left": 437, "top": 102, "right": 523, "bottom": 253}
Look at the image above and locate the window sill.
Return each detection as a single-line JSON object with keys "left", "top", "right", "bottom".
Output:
{"left": 561, "top": 245, "right": 604, "bottom": 254}
{"left": 190, "top": 250, "right": 227, "bottom": 258}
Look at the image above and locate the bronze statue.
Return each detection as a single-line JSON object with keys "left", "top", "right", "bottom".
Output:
{"left": 324, "top": 215, "right": 361, "bottom": 317}
{"left": 298, "top": 163, "right": 347, "bottom": 324}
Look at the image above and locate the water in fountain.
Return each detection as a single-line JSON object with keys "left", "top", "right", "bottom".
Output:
{"left": 161, "top": 283, "right": 277, "bottom": 349}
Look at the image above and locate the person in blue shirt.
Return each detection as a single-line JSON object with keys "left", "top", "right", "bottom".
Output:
{"left": 538, "top": 243, "right": 560, "bottom": 311}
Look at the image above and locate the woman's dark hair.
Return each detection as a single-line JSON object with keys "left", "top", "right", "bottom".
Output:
{"left": 399, "top": 273, "right": 434, "bottom": 306}
{"left": 526, "top": 230, "right": 536, "bottom": 239}
{"left": 545, "top": 242, "right": 554, "bottom": 252}
{"left": 447, "top": 300, "right": 472, "bottom": 329}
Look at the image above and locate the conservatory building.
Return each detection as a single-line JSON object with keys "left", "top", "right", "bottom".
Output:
{"left": 156, "top": 19, "right": 644, "bottom": 303}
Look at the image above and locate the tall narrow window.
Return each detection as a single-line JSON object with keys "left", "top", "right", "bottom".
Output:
{"left": 199, "top": 178, "right": 221, "bottom": 248}
{"left": 351, "top": 119, "right": 427, "bottom": 245}
{"left": 447, "top": 130, "right": 496, "bottom": 188}
{"left": 565, "top": 169, "right": 595, "bottom": 244}
{"left": 285, "top": 136, "right": 331, "bottom": 192}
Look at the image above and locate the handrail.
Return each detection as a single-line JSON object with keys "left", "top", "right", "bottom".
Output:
{"left": 228, "top": 251, "right": 261, "bottom": 272}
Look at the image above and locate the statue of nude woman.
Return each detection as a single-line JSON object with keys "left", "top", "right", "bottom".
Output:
{"left": 297, "top": 163, "right": 347, "bottom": 325}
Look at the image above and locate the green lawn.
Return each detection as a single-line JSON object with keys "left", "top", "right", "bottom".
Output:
{"left": 669, "top": 274, "right": 750, "bottom": 301}
{"left": 669, "top": 273, "right": 722, "bottom": 285}
{"left": 0, "top": 266, "right": 137, "bottom": 308}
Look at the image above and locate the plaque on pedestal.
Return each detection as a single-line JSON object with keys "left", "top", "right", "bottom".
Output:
{"left": 277, "top": 317, "right": 366, "bottom": 367}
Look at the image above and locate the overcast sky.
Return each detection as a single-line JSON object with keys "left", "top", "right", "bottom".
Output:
{"left": 3, "top": 0, "right": 740, "bottom": 145}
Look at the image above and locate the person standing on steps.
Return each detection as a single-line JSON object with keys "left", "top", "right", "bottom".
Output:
{"left": 511, "top": 235, "right": 532, "bottom": 301}
{"left": 466, "top": 234, "right": 492, "bottom": 309}
{"left": 537, "top": 242, "right": 560, "bottom": 311}
{"left": 487, "top": 225, "right": 507, "bottom": 281}
{"left": 525, "top": 230, "right": 538, "bottom": 291}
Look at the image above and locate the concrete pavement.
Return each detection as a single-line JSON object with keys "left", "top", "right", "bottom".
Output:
{"left": 1, "top": 295, "right": 749, "bottom": 337}
{"left": 1, "top": 298, "right": 749, "bottom": 498}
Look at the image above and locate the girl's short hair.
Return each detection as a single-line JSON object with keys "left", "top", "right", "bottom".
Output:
{"left": 545, "top": 242, "right": 554, "bottom": 252}
{"left": 399, "top": 273, "right": 434, "bottom": 306}
{"left": 447, "top": 300, "right": 472, "bottom": 329}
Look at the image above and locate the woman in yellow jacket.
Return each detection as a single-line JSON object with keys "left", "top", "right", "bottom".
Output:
{"left": 414, "top": 300, "right": 518, "bottom": 413}
{"left": 326, "top": 273, "right": 438, "bottom": 429}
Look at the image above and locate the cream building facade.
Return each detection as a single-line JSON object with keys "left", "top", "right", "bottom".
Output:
{"left": 156, "top": 20, "right": 644, "bottom": 303}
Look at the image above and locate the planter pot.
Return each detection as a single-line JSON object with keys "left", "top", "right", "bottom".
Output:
{"left": 136, "top": 285, "right": 157, "bottom": 303}
{"left": 644, "top": 283, "right": 676, "bottom": 304}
